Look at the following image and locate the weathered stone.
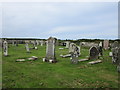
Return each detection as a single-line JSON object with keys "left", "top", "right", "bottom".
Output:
{"left": 16, "top": 59, "right": 25, "bottom": 62}
{"left": 70, "top": 52, "right": 78, "bottom": 64}
{"left": 0, "top": 39, "right": 2, "bottom": 48}
{"left": 65, "top": 41, "right": 70, "bottom": 48}
{"left": 99, "top": 42, "right": 103, "bottom": 47}
{"left": 36, "top": 40, "right": 39, "bottom": 45}
{"left": 89, "top": 46, "right": 99, "bottom": 60}
{"left": 88, "top": 60, "right": 102, "bottom": 64}
{"left": 97, "top": 46, "right": 103, "bottom": 56}
{"left": 103, "top": 40, "right": 109, "bottom": 50}
{"left": 60, "top": 54, "right": 71, "bottom": 58}
{"left": 112, "top": 47, "right": 119, "bottom": 65}
{"left": 40, "top": 40, "right": 44, "bottom": 46}
{"left": 80, "top": 42, "right": 98, "bottom": 47}
{"left": 78, "top": 59, "right": 89, "bottom": 62}
{"left": 69, "top": 43, "right": 80, "bottom": 56}
{"left": 112, "top": 41, "right": 119, "bottom": 48}
{"left": 31, "top": 41, "right": 36, "bottom": 49}
{"left": 25, "top": 42, "right": 30, "bottom": 52}
{"left": 28, "top": 56, "right": 38, "bottom": 60}
{"left": 3, "top": 40, "right": 8, "bottom": 56}
{"left": 43, "top": 37, "right": 57, "bottom": 62}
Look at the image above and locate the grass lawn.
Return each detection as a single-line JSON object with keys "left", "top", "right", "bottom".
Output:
{"left": 2, "top": 44, "right": 119, "bottom": 88}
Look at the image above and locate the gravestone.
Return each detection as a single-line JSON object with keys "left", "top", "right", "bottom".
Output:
{"left": 25, "top": 41, "right": 30, "bottom": 53}
{"left": 88, "top": 60, "right": 102, "bottom": 65}
{"left": 111, "top": 41, "right": 119, "bottom": 64}
{"left": 112, "top": 41, "right": 119, "bottom": 48}
{"left": 99, "top": 42, "right": 102, "bottom": 47}
{"left": 103, "top": 40, "right": 109, "bottom": 50}
{"left": 3, "top": 40, "right": 8, "bottom": 56}
{"left": 111, "top": 41, "right": 120, "bottom": 72}
{"left": 43, "top": 37, "right": 57, "bottom": 63}
{"left": 69, "top": 43, "right": 80, "bottom": 57}
{"left": 40, "top": 40, "right": 44, "bottom": 46}
{"left": 69, "top": 43, "right": 74, "bottom": 53}
{"left": 97, "top": 46, "right": 103, "bottom": 56}
{"left": 111, "top": 41, "right": 119, "bottom": 65}
{"left": 65, "top": 41, "right": 70, "bottom": 48}
{"left": 70, "top": 43, "right": 80, "bottom": 64}
{"left": 0, "top": 39, "right": 2, "bottom": 48}
{"left": 14, "top": 40, "right": 18, "bottom": 46}
{"left": 89, "top": 46, "right": 99, "bottom": 60}
{"left": 36, "top": 40, "right": 39, "bottom": 45}
{"left": 31, "top": 41, "right": 37, "bottom": 49}
{"left": 117, "top": 48, "right": 120, "bottom": 72}
{"left": 12, "top": 40, "right": 15, "bottom": 46}
{"left": 73, "top": 45, "right": 80, "bottom": 57}
{"left": 112, "top": 46, "right": 120, "bottom": 72}
{"left": 70, "top": 52, "right": 78, "bottom": 64}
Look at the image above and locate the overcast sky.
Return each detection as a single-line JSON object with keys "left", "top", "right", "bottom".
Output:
{"left": 1, "top": 2, "right": 118, "bottom": 40}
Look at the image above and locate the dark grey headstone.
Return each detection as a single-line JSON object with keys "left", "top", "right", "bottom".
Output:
{"left": 89, "top": 46, "right": 99, "bottom": 60}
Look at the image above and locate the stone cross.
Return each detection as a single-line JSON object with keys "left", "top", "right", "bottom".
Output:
{"left": 89, "top": 46, "right": 99, "bottom": 60}
{"left": 43, "top": 37, "right": 57, "bottom": 63}
{"left": 3, "top": 40, "right": 8, "bottom": 56}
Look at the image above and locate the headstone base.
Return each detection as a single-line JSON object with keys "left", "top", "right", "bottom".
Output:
{"left": 43, "top": 58, "right": 57, "bottom": 63}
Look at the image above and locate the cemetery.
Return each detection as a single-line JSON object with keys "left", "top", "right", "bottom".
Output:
{"left": 1, "top": 37, "right": 120, "bottom": 88}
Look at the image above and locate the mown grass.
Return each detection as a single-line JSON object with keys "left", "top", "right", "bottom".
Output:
{"left": 2, "top": 44, "right": 119, "bottom": 88}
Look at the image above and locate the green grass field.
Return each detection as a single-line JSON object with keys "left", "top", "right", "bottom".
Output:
{"left": 2, "top": 44, "right": 119, "bottom": 88}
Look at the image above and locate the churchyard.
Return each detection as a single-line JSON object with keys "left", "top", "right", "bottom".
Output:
{"left": 1, "top": 38, "right": 119, "bottom": 88}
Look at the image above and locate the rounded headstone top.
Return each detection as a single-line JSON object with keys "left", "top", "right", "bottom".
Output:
{"left": 112, "top": 41, "right": 119, "bottom": 48}
{"left": 48, "top": 37, "right": 57, "bottom": 40}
